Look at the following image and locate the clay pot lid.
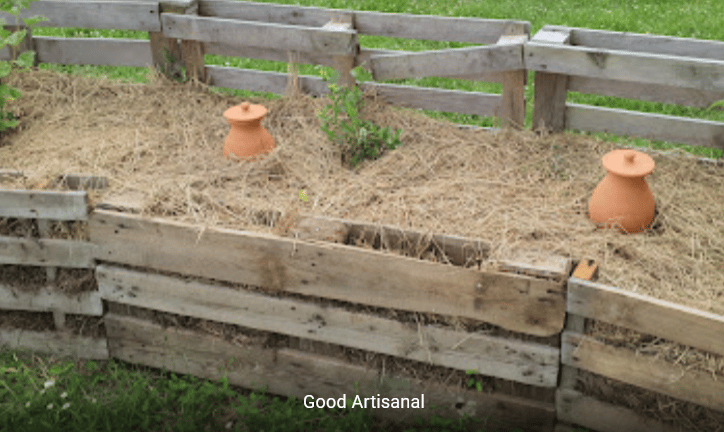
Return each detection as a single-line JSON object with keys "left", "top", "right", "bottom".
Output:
{"left": 224, "top": 102, "right": 267, "bottom": 122}
{"left": 602, "top": 149, "right": 655, "bottom": 178}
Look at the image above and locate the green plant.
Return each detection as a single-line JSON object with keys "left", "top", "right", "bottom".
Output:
{"left": 0, "top": 0, "right": 45, "bottom": 133}
{"left": 316, "top": 66, "right": 402, "bottom": 167}
{"left": 465, "top": 369, "right": 484, "bottom": 393}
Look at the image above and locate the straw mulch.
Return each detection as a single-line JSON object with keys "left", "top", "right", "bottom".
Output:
{"left": 1, "top": 68, "right": 723, "bottom": 428}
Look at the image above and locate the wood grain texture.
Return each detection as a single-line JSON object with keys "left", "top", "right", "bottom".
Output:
{"left": 567, "top": 75, "right": 724, "bottom": 108}
{"left": 198, "top": 0, "right": 529, "bottom": 44}
{"left": 0, "top": 285, "right": 102, "bottom": 315}
{"left": 568, "top": 278, "right": 724, "bottom": 357}
{"left": 566, "top": 103, "right": 724, "bottom": 150}
{"left": 525, "top": 42, "right": 724, "bottom": 92}
{"left": 105, "top": 313, "right": 555, "bottom": 430}
{"left": 370, "top": 44, "right": 524, "bottom": 81}
{"left": 0, "top": 236, "right": 95, "bottom": 268}
{"left": 0, "top": 1, "right": 161, "bottom": 31}
{"left": 29, "top": 37, "right": 153, "bottom": 67}
{"left": 556, "top": 389, "right": 681, "bottom": 432}
{"left": 544, "top": 25, "right": 724, "bottom": 60}
{"left": 162, "top": 14, "right": 357, "bottom": 56}
{"left": 0, "top": 328, "right": 108, "bottom": 359}
{"left": 89, "top": 210, "right": 566, "bottom": 336}
{"left": 531, "top": 28, "right": 571, "bottom": 133}
{"left": 561, "top": 331, "right": 724, "bottom": 412}
{"left": 207, "top": 66, "right": 329, "bottom": 95}
{"left": 0, "top": 190, "right": 87, "bottom": 220}
{"left": 497, "top": 35, "right": 528, "bottom": 129}
{"left": 97, "top": 265, "right": 560, "bottom": 386}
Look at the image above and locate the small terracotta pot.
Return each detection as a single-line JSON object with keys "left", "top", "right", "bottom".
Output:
{"left": 223, "top": 102, "right": 275, "bottom": 159}
{"left": 589, "top": 149, "right": 656, "bottom": 234}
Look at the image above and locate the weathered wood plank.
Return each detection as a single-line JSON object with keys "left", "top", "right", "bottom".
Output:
{"left": 531, "top": 28, "right": 571, "bottom": 133}
{"left": 568, "top": 278, "right": 724, "bottom": 357}
{"left": 557, "top": 389, "right": 680, "bottom": 432}
{"left": 0, "top": 190, "right": 87, "bottom": 220}
{"left": 162, "top": 14, "right": 357, "bottom": 56}
{"left": 90, "top": 210, "right": 566, "bottom": 337}
{"left": 525, "top": 42, "right": 724, "bottom": 92}
{"left": 206, "top": 66, "right": 502, "bottom": 116}
{"left": 364, "top": 82, "right": 501, "bottom": 116}
{"left": 8, "top": 37, "right": 155, "bottom": 67}
{"left": 567, "top": 76, "right": 724, "bottom": 108}
{"left": 205, "top": 41, "right": 336, "bottom": 68}
{"left": 0, "top": 236, "right": 95, "bottom": 268}
{"left": 0, "top": 285, "right": 102, "bottom": 315}
{"left": 97, "top": 265, "right": 560, "bottom": 386}
{"left": 544, "top": 25, "right": 724, "bottom": 60}
{"left": 323, "top": 12, "right": 357, "bottom": 88}
{"left": 198, "top": 0, "right": 529, "bottom": 44}
{"left": 0, "top": 328, "right": 108, "bottom": 359}
{"left": 0, "top": 1, "right": 160, "bottom": 31}
{"left": 561, "top": 332, "right": 724, "bottom": 412}
{"left": 496, "top": 249, "right": 572, "bottom": 282}
{"left": 105, "top": 313, "right": 555, "bottom": 431}
{"left": 497, "top": 34, "right": 528, "bottom": 129}
{"left": 370, "top": 44, "right": 524, "bottom": 82}
{"left": 566, "top": 103, "right": 724, "bottom": 150}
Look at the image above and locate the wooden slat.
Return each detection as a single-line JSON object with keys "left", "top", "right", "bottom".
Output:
{"left": 532, "top": 28, "right": 571, "bottom": 133}
{"left": 525, "top": 42, "right": 724, "bottom": 92}
{"left": 31, "top": 37, "right": 153, "bottom": 67}
{"left": 162, "top": 14, "right": 357, "bottom": 56}
{"left": 198, "top": 0, "right": 529, "bottom": 44}
{"left": 566, "top": 103, "right": 724, "bottom": 150}
{"left": 0, "top": 236, "right": 95, "bottom": 268}
{"left": 370, "top": 44, "right": 524, "bottom": 82}
{"left": 90, "top": 210, "right": 566, "bottom": 337}
{"left": 561, "top": 331, "right": 724, "bottom": 412}
{"left": 105, "top": 313, "right": 555, "bottom": 430}
{"left": 364, "top": 82, "right": 501, "bottom": 116}
{"left": 568, "top": 278, "right": 724, "bottom": 357}
{"left": 205, "top": 42, "right": 336, "bottom": 68}
{"left": 544, "top": 25, "right": 724, "bottom": 60}
{"left": 0, "top": 328, "right": 108, "bottom": 359}
{"left": 0, "top": 285, "right": 102, "bottom": 315}
{"left": 206, "top": 66, "right": 503, "bottom": 116}
{"left": 0, "top": 1, "right": 160, "bottom": 31}
{"left": 97, "top": 265, "right": 559, "bottom": 386}
{"left": 497, "top": 34, "right": 528, "bottom": 129}
{"left": 0, "top": 190, "right": 87, "bottom": 220}
{"left": 497, "top": 250, "right": 572, "bottom": 282}
{"left": 556, "top": 389, "right": 680, "bottom": 432}
{"left": 207, "top": 66, "right": 329, "bottom": 96}
{"left": 567, "top": 76, "right": 724, "bottom": 108}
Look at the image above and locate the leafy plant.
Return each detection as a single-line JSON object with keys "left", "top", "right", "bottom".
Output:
{"left": 316, "top": 65, "right": 402, "bottom": 167}
{"left": 0, "top": 0, "right": 45, "bottom": 134}
{"left": 465, "top": 369, "right": 484, "bottom": 393}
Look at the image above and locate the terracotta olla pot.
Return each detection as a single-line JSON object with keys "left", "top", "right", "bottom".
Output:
{"left": 223, "top": 102, "right": 274, "bottom": 159}
{"left": 589, "top": 149, "right": 656, "bottom": 234}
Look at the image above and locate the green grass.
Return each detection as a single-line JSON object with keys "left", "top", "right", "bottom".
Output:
{"left": 26, "top": 0, "right": 724, "bottom": 158}
{"left": 0, "top": 347, "right": 564, "bottom": 432}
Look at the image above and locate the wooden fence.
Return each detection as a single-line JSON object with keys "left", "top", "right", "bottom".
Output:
{"left": 2, "top": 180, "right": 724, "bottom": 431}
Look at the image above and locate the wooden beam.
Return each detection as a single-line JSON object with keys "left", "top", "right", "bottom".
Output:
{"left": 0, "top": 190, "right": 87, "bottom": 220}
{"left": 0, "top": 236, "right": 95, "bottom": 268}
{"left": 566, "top": 103, "right": 724, "bottom": 150}
{"left": 97, "top": 265, "right": 560, "bottom": 386}
{"left": 0, "top": 285, "right": 103, "bottom": 315}
{"left": 105, "top": 313, "right": 555, "bottom": 430}
{"left": 556, "top": 389, "right": 680, "bottom": 432}
{"left": 15, "top": 37, "right": 155, "bottom": 68}
{"left": 370, "top": 44, "right": 524, "bottom": 82}
{"left": 568, "top": 278, "right": 724, "bottom": 357}
{"left": 531, "top": 28, "right": 571, "bottom": 133}
{"left": 163, "top": 14, "right": 357, "bottom": 56}
{"left": 0, "top": 328, "right": 108, "bottom": 359}
{"left": 497, "top": 34, "right": 528, "bottom": 129}
{"left": 0, "top": 1, "right": 161, "bottom": 31}
{"left": 322, "top": 12, "right": 357, "bottom": 89}
{"left": 562, "top": 331, "right": 724, "bottom": 412}
{"left": 90, "top": 210, "right": 566, "bottom": 337}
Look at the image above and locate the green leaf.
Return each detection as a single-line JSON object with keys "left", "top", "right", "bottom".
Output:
{"left": 24, "top": 15, "right": 47, "bottom": 26}
{"left": 14, "top": 50, "right": 34, "bottom": 68}
{"left": 5, "top": 28, "right": 26, "bottom": 46}
{"left": 0, "top": 62, "right": 11, "bottom": 77}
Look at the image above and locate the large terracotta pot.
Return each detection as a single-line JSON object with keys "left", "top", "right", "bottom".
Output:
{"left": 589, "top": 149, "right": 656, "bottom": 234}
{"left": 223, "top": 102, "right": 275, "bottom": 159}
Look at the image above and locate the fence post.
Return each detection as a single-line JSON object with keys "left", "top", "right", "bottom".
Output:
{"left": 532, "top": 28, "right": 572, "bottom": 133}
{"left": 152, "top": 0, "right": 207, "bottom": 83}
{"left": 497, "top": 34, "right": 528, "bottom": 129}
{"left": 322, "top": 12, "right": 358, "bottom": 89}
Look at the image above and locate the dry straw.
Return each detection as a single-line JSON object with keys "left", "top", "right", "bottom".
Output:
{"left": 1, "top": 68, "right": 723, "bottom": 428}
